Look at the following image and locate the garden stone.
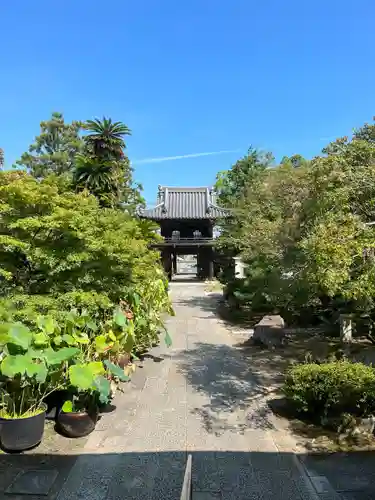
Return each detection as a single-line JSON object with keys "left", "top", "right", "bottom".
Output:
{"left": 252, "top": 315, "right": 286, "bottom": 348}
{"left": 340, "top": 415, "right": 375, "bottom": 437}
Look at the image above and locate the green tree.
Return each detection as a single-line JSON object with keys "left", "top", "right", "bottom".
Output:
{"left": 215, "top": 147, "right": 273, "bottom": 206}
{"left": 73, "top": 154, "right": 119, "bottom": 207}
{"left": 299, "top": 135, "right": 375, "bottom": 302}
{"left": 353, "top": 117, "right": 375, "bottom": 144}
{"left": 83, "top": 117, "right": 131, "bottom": 161}
{"left": 17, "top": 112, "right": 83, "bottom": 178}
{"left": 74, "top": 118, "right": 142, "bottom": 211}
{"left": 280, "top": 154, "right": 309, "bottom": 169}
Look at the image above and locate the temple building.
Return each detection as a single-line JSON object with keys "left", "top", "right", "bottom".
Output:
{"left": 140, "top": 186, "right": 228, "bottom": 280}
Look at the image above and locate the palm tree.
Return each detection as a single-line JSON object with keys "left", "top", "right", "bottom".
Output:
{"left": 83, "top": 117, "right": 131, "bottom": 160}
{"left": 73, "top": 153, "right": 119, "bottom": 206}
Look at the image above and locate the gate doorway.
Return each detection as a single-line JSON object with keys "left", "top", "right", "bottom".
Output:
{"left": 176, "top": 255, "right": 197, "bottom": 276}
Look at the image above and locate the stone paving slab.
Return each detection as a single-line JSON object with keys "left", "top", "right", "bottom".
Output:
{"left": 5, "top": 469, "right": 59, "bottom": 496}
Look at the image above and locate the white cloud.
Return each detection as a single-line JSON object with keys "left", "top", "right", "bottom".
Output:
{"left": 134, "top": 149, "right": 240, "bottom": 165}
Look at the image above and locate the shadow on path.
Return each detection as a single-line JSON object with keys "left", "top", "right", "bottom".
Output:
{"left": 0, "top": 450, "right": 325, "bottom": 500}
{"left": 176, "top": 294, "right": 222, "bottom": 315}
{"left": 176, "top": 341, "right": 275, "bottom": 434}
{"left": 172, "top": 291, "right": 275, "bottom": 434}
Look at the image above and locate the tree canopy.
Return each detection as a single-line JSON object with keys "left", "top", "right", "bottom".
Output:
{"left": 16, "top": 112, "right": 144, "bottom": 212}
{"left": 217, "top": 118, "right": 375, "bottom": 322}
{"left": 16, "top": 112, "right": 83, "bottom": 178}
{"left": 83, "top": 117, "right": 131, "bottom": 160}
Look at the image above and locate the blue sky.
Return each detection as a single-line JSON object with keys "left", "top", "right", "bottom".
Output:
{"left": 1, "top": 1, "right": 374, "bottom": 203}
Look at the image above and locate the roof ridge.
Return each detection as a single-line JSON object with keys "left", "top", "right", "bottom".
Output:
{"left": 158, "top": 186, "right": 212, "bottom": 190}
{"left": 140, "top": 186, "right": 227, "bottom": 220}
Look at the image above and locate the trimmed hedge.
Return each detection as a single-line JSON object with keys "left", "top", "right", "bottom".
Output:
{"left": 284, "top": 360, "right": 375, "bottom": 419}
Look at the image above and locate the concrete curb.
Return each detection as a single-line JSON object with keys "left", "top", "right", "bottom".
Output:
{"left": 294, "top": 455, "right": 340, "bottom": 499}
{"left": 292, "top": 455, "right": 322, "bottom": 500}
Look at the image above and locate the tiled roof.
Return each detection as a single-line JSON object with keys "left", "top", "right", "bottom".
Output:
{"left": 140, "top": 186, "right": 229, "bottom": 220}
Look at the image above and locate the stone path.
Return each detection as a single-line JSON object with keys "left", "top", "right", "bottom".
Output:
{"left": 53, "top": 282, "right": 320, "bottom": 499}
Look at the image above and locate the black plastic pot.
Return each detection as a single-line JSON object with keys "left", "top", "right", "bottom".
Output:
{"left": 44, "top": 390, "right": 70, "bottom": 420}
{"left": 98, "top": 402, "right": 116, "bottom": 415}
{"left": 56, "top": 408, "right": 98, "bottom": 438}
{"left": 0, "top": 403, "right": 47, "bottom": 452}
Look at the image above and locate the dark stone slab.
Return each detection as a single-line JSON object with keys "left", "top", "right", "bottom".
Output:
{"left": 303, "top": 453, "right": 375, "bottom": 493}
{"left": 5, "top": 469, "right": 58, "bottom": 495}
{"left": 193, "top": 493, "right": 221, "bottom": 499}
{"left": 342, "top": 493, "right": 375, "bottom": 500}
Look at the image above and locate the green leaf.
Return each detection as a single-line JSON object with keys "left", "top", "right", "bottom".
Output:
{"left": 133, "top": 293, "right": 140, "bottom": 307}
{"left": 54, "top": 335, "right": 62, "bottom": 346}
{"left": 69, "top": 364, "right": 95, "bottom": 391}
{"left": 88, "top": 361, "right": 105, "bottom": 376}
{"left": 1, "top": 354, "right": 27, "bottom": 377}
{"left": 94, "top": 335, "right": 112, "bottom": 353}
{"left": 131, "top": 352, "right": 140, "bottom": 361}
{"left": 121, "top": 334, "right": 134, "bottom": 354}
{"left": 66, "top": 310, "right": 78, "bottom": 325}
{"left": 0, "top": 323, "right": 12, "bottom": 345}
{"left": 127, "top": 320, "right": 135, "bottom": 338}
{"left": 61, "top": 334, "right": 76, "bottom": 345}
{"left": 0, "top": 332, "right": 9, "bottom": 345}
{"left": 7, "top": 323, "right": 32, "bottom": 350}
{"left": 27, "top": 347, "right": 46, "bottom": 360}
{"left": 37, "top": 315, "right": 56, "bottom": 335}
{"left": 69, "top": 362, "right": 104, "bottom": 391}
{"left": 108, "top": 331, "right": 117, "bottom": 341}
{"left": 164, "top": 330, "right": 172, "bottom": 348}
{"left": 104, "top": 360, "right": 130, "bottom": 382}
{"left": 114, "top": 308, "right": 126, "bottom": 327}
{"left": 94, "top": 376, "right": 111, "bottom": 404}
{"left": 62, "top": 400, "right": 73, "bottom": 413}
{"left": 87, "top": 320, "right": 98, "bottom": 331}
{"left": 72, "top": 333, "right": 89, "bottom": 344}
{"left": 33, "top": 332, "right": 49, "bottom": 346}
{"left": 26, "top": 362, "right": 47, "bottom": 383}
{"left": 43, "top": 347, "right": 79, "bottom": 365}
{"left": 137, "top": 317, "right": 147, "bottom": 327}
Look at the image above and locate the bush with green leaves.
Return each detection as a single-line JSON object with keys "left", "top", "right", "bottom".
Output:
{"left": 284, "top": 360, "right": 375, "bottom": 421}
{"left": 0, "top": 171, "right": 172, "bottom": 352}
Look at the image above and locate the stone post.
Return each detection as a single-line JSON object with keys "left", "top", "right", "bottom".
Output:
{"left": 234, "top": 257, "right": 246, "bottom": 279}
{"left": 208, "top": 258, "right": 214, "bottom": 280}
{"left": 340, "top": 314, "right": 353, "bottom": 344}
{"left": 172, "top": 252, "right": 177, "bottom": 275}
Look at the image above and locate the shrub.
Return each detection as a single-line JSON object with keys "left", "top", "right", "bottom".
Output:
{"left": 284, "top": 360, "right": 375, "bottom": 420}
{"left": 0, "top": 291, "right": 114, "bottom": 326}
{"left": 0, "top": 171, "right": 172, "bottom": 352}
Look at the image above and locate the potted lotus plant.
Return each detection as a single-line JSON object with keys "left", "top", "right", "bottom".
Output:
{"left": 57, "top": 359, "right": 129, "bottom": 438}
{"left": 0, "top": 321, "right": 78, "bottom": 452}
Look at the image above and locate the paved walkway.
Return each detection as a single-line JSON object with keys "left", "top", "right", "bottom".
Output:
{"left": 57, "top": 282, "right": 319, "bottom": 500}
